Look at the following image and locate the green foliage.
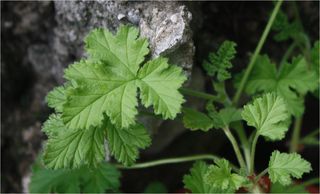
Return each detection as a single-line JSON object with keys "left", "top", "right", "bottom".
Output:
{"left": 183, "top": 161, "right": 219, "bottom": 193}
{"left": 30, "top": 162, "right": 121, "bottom": 193}
{"left": 43, "top": 115, "right": 105, "bottom": 169}
{"left": 106, "top": 120, "right": 151, "bottom": 166}
{"left": 182, "top": 108, "right": 214, "bottom": 131}
{"left": 63, "top": 27, "right": 186, "bottom": 129}
{"left": 42, "top": 25, "right": 186, "bottom": 169}
{"left": 268, "top": 151, "right": 312, "bottom": 186}
{"left": 272, "top": 10, "right": 302, "bottom": 42}
{"left": 182, "top": 106, "right": 241, "bottom": 131}
{"left": 203, "top": 40, "right": 237, "bottom": 81}
{"left": 208, "top": 107, "right": 242, "bottom": 129}
{"left": 242, "top": 93, "right": 290, "bottom": 140}
{"left": 270, "top": 182, "right": 308, "bottom": 193}
{"left": 244, "top": 55, "right": 317, "bottom": 117}
{"left": 46, "top": 86, "right": 67, "bottom": 113}
{"left": 144, "top": 182, "right": 168, "bottom": 193}
{"left": 204, "top": 159, "right": 246, "bottom": 193}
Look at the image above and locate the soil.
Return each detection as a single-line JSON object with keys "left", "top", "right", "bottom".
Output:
{"left": 1, "top": 1, "right": 319, "bottom": 193}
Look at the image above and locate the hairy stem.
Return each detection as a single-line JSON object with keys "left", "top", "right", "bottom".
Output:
{"left": 180, "top": 87, "right": 220, "bottom": 102}
{"left": 234, "top": 124, "right": 251, "bottom": 171}
{"left": 223, "top": 127, "right": 247, "bottom": 170}
{"left": 232, "top": 0, "right": 283, "bottom": 105}
{"left": 250, "top": 133, "right": 259, "bottom": 174}
{"left": 254, "top": 168, "right": 268, "bottom": 184}
{"left": 115, "top": 154, "right": 239, "bottom": 172}
{"left": 290, "top": 116, "right": 303, "bottom": 152}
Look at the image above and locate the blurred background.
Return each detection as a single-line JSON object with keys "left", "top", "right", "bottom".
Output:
{"left": 1, "top": 1, "right": 319, "bottom": 193}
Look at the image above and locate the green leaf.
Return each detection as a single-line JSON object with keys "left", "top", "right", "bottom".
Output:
{"left": 46, "top": 86, "right": 67, "bottom": 112}
{"left": 245, "top": 55, "right": 317, "bottom": 117}
{"left": 63, "top": 26, "right": 186, "bottom": 129}
{"left": 85, "top": 25, "right": 149, "bottom": 76}
{"left": 272, "top": 10, "right": 302, "bottom": 42}
{"left": 43, "top": 117, "right": 105, "bottom": 169}
{"left": 30, "top": 162, "right": 120, "bottom": 193}
{"left": 242, "top": 93, "right": 290, "bottom": 140}
{"left": 137, "top": 57, "right": 187, "bottom": 119}
{"left": 268, "top": 151, "right": 312, "bottom": 186}
{"left": 270, "top": 182, "right": 308, "bottom": 193}
{"left": 203, "top": 40, "right": 237, "bottom": 81}
{"left": 183, "top": 161, "right": 219, "bottom": 193}
{"left": 182, "top": 108, "right": 213, "bottom": 131}
{"left": 208, "top": 107, "right": 242, "bottom": 129}
{"left": 42, "top": 114, "right": 65, "bottom": 137}
{"left": 144, "top": 182, "right": 168, "bottom": 193}
{"left": 204, "top": 159, "right": 246, "bottom": 193}
{"left": 106, "top": 120, "right": 151, "bottom": 166}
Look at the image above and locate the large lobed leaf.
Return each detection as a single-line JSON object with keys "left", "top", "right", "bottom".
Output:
{"left": 63, "top": 26, "right": 186, "bottom": 129}
{"left": 242, "top": 93, "right": 290, "bottom": 140}
{"left": 268, "top": 151, "right": 312, "bottom": 186}
{"left": 244, "top": 55, "right": 317, "bottom": 117}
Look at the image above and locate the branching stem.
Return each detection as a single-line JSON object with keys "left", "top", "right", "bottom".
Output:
{"left": 223, "top": 127, "right": 247, "bottom": 170}
{"left": 180, "top": 87, "right": 220, "bottom": 102}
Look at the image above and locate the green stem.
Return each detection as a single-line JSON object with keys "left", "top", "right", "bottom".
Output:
{"left": 180, "top": 88, "right": 220, "bottom": 102}
{"left": 232, "top": 0, "right": 283, "bottom": 105}
{"left": 115, "top": 154, "right": 238, "bottom": 172}
{"left": 223, "top": 127, "right": 247, "bottom": 170}
{"left": 254, "top": 168, "right": 268, "bottom": 184}
{"left": 234, "top": 124, "right": 251, "bottom": 171}
{"left": 280, "top": 41, "right": 298, "bottom": 65}
{"left": 250, "top": 133, "right": 259, "bottom": 174}
{"left": 290, "top": 116, "right": 303, "bottom": 152}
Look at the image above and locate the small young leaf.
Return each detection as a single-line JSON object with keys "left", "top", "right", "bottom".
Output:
{"left": 242, "top": 93, "right": 290, "bottom": 140}
{"left": 43, "top": 119, "right": 105, "bottom": 169}
{"left": 183, "top": 161, "right": 219, "bottom": 193}
{"left": 106, "top": 120, "right": 151, "bottom": 166}
{"left": 182, "top": 108, "right": 213, "bottom": 131}
{"left": 268, "top": 151, "right": 312, "bottom": 186}
{"left": 204, "top": 159, "right": 246, "bottom": 193}
{"left": 203, "top": 40, "right": 237, "bottom": 81}
{"left": 208, "top": 107, "right": 242, "bottom": 129}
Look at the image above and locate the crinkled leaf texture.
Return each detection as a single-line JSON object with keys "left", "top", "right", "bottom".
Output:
{"left": 106, "top": 119, "right": 151, "bottom": 166}
{"left": 63, "top": 25, "right": 186, "bottom": 129}
{"left": 244, "top": 55, "right": 317, "bottom": 117}
{"left": 29, "top": 161, "right": 120, "bottom": 193}
{"left": 268, "top": 151, "right": 312, "bottom": 186}
{"left": 43, "top": 115, "right": 105, "bottom": 169}
{"left": 204, "top": 159, "right": 246, "bottom": 193}
{"left": 242, "top": 93, "right": 290, "bottom": 140}
{"left": 203, "top": 40, "right": 237, "bottom": 81}
{"left": 183, "top": 161, "right": 220, "bottom": 193}
{"left": 42, "top": 25, "right": 185, "bottom": 168}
